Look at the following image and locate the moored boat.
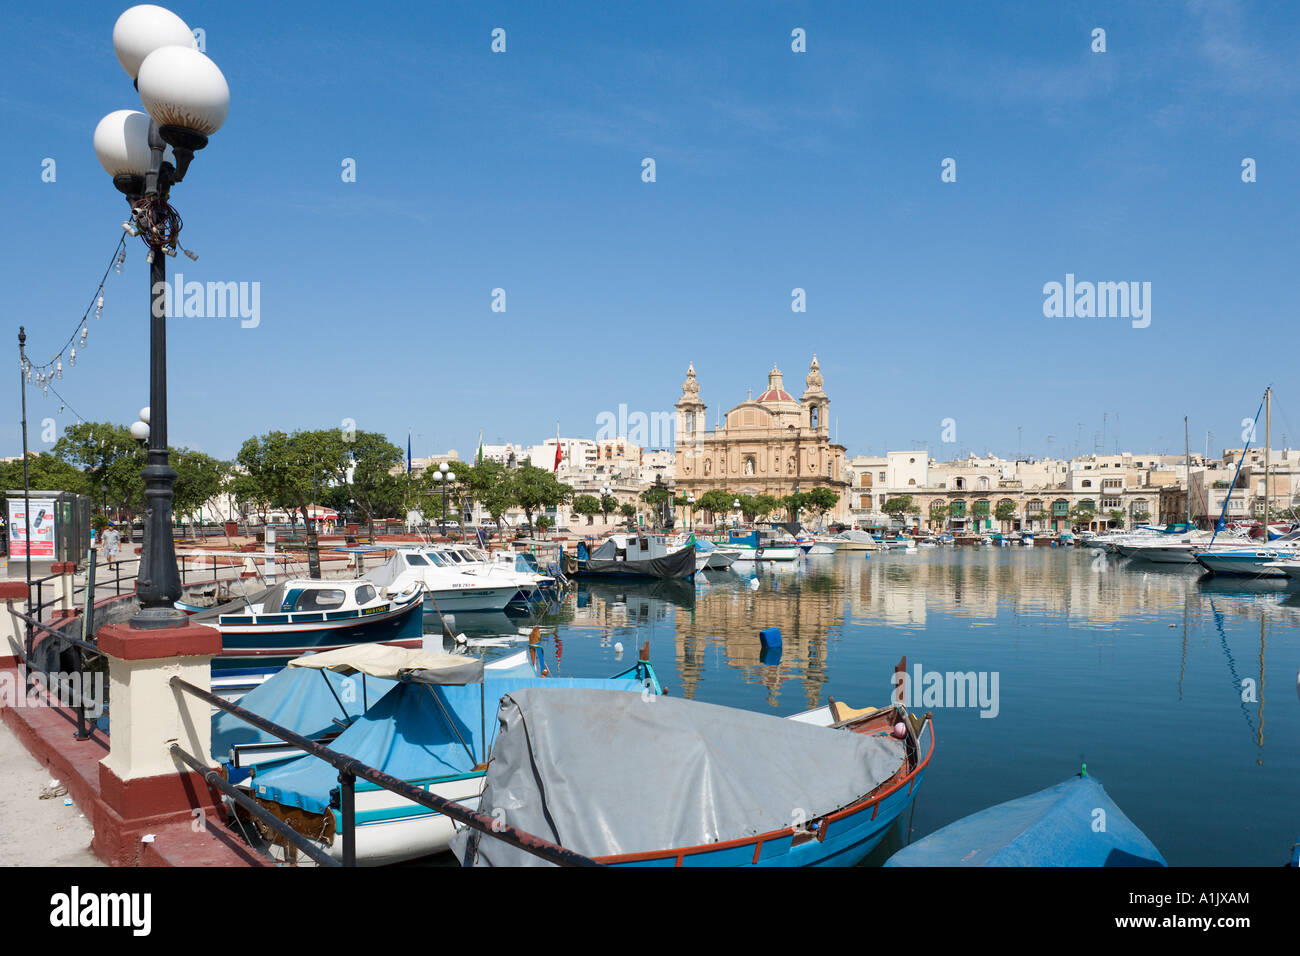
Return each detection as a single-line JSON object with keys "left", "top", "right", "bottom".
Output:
{"left": 453, "top": 662, "right": 934, "bottom": 867}
{"left": 563, "top": 533, "right": 696, "bottom": 580}
{"left": 884, "top": 771, "right": 1165, "bottom": 867}
{"left": 240, "top": 641, "right": 663, "bottom": 865}
{"left": 197, "top": 578, "right": 426, "bottom": 670}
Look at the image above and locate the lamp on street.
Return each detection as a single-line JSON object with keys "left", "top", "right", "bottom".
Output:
{"left": 431, "top": 462, "right": 456, "bottom": 538}
{"left": 95, "top": 6, "right": 229, "bottom": 628}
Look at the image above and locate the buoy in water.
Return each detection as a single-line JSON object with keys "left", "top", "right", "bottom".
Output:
{"left": 614, "top": 641, "right": 624, "bottom": 657}
{"left": 748, "top": 578, "right": 759, "bottom": 590}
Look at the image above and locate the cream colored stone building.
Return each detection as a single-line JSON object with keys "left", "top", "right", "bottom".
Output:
{"left": 673, "top": 357, "right": 850, "bottom": 522}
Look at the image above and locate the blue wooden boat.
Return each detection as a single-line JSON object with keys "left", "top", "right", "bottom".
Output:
{"left": 454, "top": 661, "right": 935, "bottom": 867}
{"left": 884, "top": 770, "right": 1165, "bottom": 867}
{"left": 196, "top": 578, "right": 426, "bottom": 670}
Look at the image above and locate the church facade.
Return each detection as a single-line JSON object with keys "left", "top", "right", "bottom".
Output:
{"left": 673, "top": 357, "right": 850, "bottom": 522}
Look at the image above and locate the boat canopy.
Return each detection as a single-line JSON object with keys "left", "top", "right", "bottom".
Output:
{"left": 884, "top": 774, "right": 1165, "bottom": 867}
{"left": 288, "top": 644, "right": 485, "bottom": 685}
{"left": 252, "top": 676, "right": 648, "bottom": 815}
{"left": 452, "top": 688, "right": 906, "bottom": 866}
{"left": 211, "top": 664, "right": 397, "bottom": 758}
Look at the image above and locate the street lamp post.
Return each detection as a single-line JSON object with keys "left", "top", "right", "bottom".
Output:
{"left": 431, "top": 462, "right": 456, "bottom": 538}
{"left": 687, "top": 493, "right": 695, "bottom": 530}
{"left": 95, "top": 6, "right": 230, "bottom": 628}
{"left": 733, "top": 497, "right": 741, "bottom": 530}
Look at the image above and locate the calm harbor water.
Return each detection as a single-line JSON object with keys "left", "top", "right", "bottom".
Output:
{"left": 439, "top": 547, "right": 1300, "bottom": 866}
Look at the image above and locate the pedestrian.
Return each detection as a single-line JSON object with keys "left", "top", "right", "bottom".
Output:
{"left": 102, "top": 523, "right": 121, "bottom": 568}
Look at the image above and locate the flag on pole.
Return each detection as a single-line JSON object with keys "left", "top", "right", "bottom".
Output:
{"left": 406, "top": 431, "right": 412, "bottom": 474}
{"left": 475, "top": 430, "right": 483, "bottom": 465}
{"left": 553, "top": 422, "right": 562, "bottom": 472}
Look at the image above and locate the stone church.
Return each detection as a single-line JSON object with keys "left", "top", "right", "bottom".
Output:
{"left": 673, "top": 357, "right": 850, "bottom": 521}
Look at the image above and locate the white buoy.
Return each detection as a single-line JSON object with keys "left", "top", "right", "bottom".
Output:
{"left": 748, "top": 578, "right": 760, "bottom": 590}
{"left": 614, "top": 642, "right": 624, "bottom": 658}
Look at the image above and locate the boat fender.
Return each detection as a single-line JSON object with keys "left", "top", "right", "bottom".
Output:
{"left": 892, "top": 722, "right": 908, "bottom": 739}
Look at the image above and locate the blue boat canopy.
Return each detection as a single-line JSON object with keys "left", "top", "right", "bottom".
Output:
{"left": 211, "top": 664, "right": 397, "bottom": 760}
{"left": 251, "top": 676, "right": 648, "bottom": 815}
{"left": 884, "top": 774, "right": 1166, "bottom": 867}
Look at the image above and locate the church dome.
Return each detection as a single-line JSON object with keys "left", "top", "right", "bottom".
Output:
{"left": 758, "top": 364, "right": 794, "bottom": 403}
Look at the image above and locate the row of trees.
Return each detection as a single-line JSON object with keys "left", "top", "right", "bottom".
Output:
{"left": 687, "top": 487, "right": 840, "bottom": 524}
{"left": 0, "top": 422, "right": 227, "bottom": 533}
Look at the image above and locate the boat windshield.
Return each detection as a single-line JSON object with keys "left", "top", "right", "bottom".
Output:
{"left": 294, "top": 588, "right": 345, "bottom": 611}
{"left": 404, "top": 553, "right": 430, "bottom": 566}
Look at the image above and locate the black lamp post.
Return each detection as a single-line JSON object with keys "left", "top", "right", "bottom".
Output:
{"left": 95, "top": 6, "right": 230, "bottom": 628}
{"left": 431, "top": 462, "right": 456, "bottom": 538}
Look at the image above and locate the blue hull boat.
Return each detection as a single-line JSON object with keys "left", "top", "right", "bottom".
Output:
{"left": 884, "top": 772, "right": 1165, "bottom": 867}
{"left": 453, "top": 666, "right": 935, "bottom": 868}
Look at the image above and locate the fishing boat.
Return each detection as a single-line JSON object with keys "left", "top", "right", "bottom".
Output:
{"left": 723, "top": 528, "right": 802, "bottom": 562}
{"left": 241, "top": 641, "right": 663, "bottom": 865}
{"left": 195, "top": 578, "right": 426, "bottom": 670}
{"left": 884, "top": 771, "right": 1165, "bottom": 867}
{"left": 563, "top": 533, "right": 696, "bottom": 580}
{"left": 453, "top": 662, "right": 935, "bottom": 867}
{"left": 806, "top": 537, "right": 843, "bottom": 555}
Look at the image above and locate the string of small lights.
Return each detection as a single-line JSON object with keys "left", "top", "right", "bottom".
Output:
{"left": 46, "top": 382, "right": 89, "bottom": 426}
{"left": 20, "top": 234, "right": 128, "bottom": 397}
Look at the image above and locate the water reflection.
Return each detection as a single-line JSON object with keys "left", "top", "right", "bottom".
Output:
{"left": 528, "top": 549, "right": 1297, "bottom": 864}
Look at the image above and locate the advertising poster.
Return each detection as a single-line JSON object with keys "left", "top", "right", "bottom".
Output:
{"left": 7, "top": 497, "right": 56, "bottom": 559}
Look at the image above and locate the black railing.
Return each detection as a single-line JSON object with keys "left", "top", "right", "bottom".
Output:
{"left": 170, "top": 675, "right": 600, "bottom": 867}
{"left": 4, "top": 601, "right": 101, "bottom": 742}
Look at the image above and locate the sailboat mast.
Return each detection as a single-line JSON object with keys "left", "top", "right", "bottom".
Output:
{"left": 1184, "top": 416, "right": 1191, "bottom": 526}
{"left": 1264, "top": 387, "right": 1272, "bottom": 530}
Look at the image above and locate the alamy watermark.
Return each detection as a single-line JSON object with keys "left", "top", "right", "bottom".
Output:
{"left": 151, "top": 272, "right": 260, "bottom": 328}
{"left": 0, "top": 667, "right": 105, "bottom": 719}
{"left": 892, "top": 662, "right": 1000, "bottom": 718}
{"left": 1042, "top": 274, "right": 1150, "bottom": 329}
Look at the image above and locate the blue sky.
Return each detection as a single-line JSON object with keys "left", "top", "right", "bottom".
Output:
{"left": 4, "top": 1, "right": 1299, "bottom": 464}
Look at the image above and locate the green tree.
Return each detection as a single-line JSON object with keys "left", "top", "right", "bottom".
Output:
{"left": 459, "top": 459, "right": 514, "bottom": 539}
{"left": 803, "top": 487, "right": 839, "bottom": 524}
{"left": 572, "top": 494, "right": 601, "bottom": 525}
{"left": 334, "top": 431, "right": 404, "bottom": 539}
{"left": 0, "top": 454, "right": 90, "bottom": 497}
{"left": 929, "top": 500, "right": 948, "bottom": 529}
{"left": 619, "top": 502, "right": 635, "bottom": 521}
{"left": 995, "top": 500, "right": 1018, "bottom": 528}
{"left": 172, "top": 449, "right": 228, "bottom": 529}
{"left": 1107, "top": 509, "right": 1125, "bottom": 529}
{"left": 883, "top": 495, "right": 914, "bottom": 519}
{"left": 510, "top": 462, "right": 573, "bottom": 529}
{"left": 696, "top": 489, "right": 735, "bottom": 523}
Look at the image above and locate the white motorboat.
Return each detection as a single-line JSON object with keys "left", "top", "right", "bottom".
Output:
{"left": 364, "top": 548, "right": 522, "bottom": 612}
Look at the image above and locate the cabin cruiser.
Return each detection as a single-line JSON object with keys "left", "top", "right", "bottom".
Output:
{"left": 363, "top": 549, "right": 522, "bottom": 612}
{"left": 1193, "top": 531, "right": 1300, "bottom": 577}
{"left": 423, "top": 545, "right": 558, "bottom": 604}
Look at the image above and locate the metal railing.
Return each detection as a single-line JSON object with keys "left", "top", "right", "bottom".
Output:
{"left": 170, "top": 676, "right": 599, "bottom": 867}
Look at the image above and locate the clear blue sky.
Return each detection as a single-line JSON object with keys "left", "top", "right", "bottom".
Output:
{"left": 4, "top": 1, "right": 1298, "bottom": 464}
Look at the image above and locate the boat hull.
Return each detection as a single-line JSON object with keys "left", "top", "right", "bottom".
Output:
{"left": 214, "top": 594, "right": 425, "bottom": 670}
